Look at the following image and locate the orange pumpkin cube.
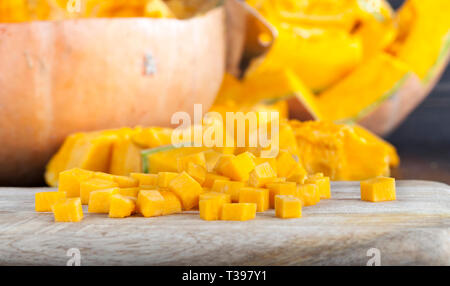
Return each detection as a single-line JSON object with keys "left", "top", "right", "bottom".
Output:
{"left": 239, "top": 187, "right": 269, "bottom": 212}
{"left": 160, "top": 190, "right": 182, "bottom": 215}
{"left": 168, "top": 172, "right": 203, "bottom": 210}
{"left": 254, "top": 157, "right": 278, "bottom": 176}
{"left": 80, "top": 178, "right": 119, "bottom": 205}
{"left": 266, "top": 182, "right": 297, "bottom": 209}
{"left": 118, "top": 187, "right": 140, "bottom": 198}
{"left": 220, "top": 152, "right": 256, "bottom": 181}
{"left": 249, "top": 162, "right": 277, "bottom": 188}
{"left": 157, "top": 172, "right": 179, "bottom": 188}
{"left": 203, "top": 173, "right": 230, "bottom": 188}
{"left": 137, "top": 190, "right": 165, "bottom": 217}
{"left": 221, "top": 203, "right": 257, "bottom": 221}
{"left": 35, "top": 191, "right": 66, "bottom": 212}
{"left": 296, "top": 184, "right": 320, "bottom": 206}
{"left": 93, "top": 172, "right": 116, "bottom": 182}
{"left": 52, "top": 198, "right": 83, "bottom": 222}
{"left": 211, "top": 180, "right": 245, "bottom": 203}
{"left": 306, "top": 173, "right": 331, "bottom": 199}
{"left": 58, "top": 168, "right": 93, "bottom": 197}
{"left": 360, "top": 177, "right": 396, "bottom": 202}
{"left": 185, "top": 162, "right": 207, "bottom": 185}
{"left": 109, "top": 194, "right": 136, "bottom": 218}
{"left": 275, "top": 195, "right": 302, "bottom": 219}
{"left": 113, "top": 175, "right": 139, "bottom": 188}
{"left": 177, "top": 152, "right": 206, "bottom": 172}
{"left": 213, "top": 154, "right": 234, "bottom": 174}
{"left": 130, "top": 173, "right": 158, "bottom": 186}
{"left": 276, "top": 150, "right": 306, "bottom": 178}
{"left": 88, "top": 188, "right": 119, "bottom": 213}
{"left": 199, "top": 192, "right": 230, "bottom": 221}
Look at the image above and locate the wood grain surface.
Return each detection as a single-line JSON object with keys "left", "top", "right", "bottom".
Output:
{"left": 0, "top": 181, "right": 449, "bottom": 266}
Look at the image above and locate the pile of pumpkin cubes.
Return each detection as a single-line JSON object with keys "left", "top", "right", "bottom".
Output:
{"left": 35, "top": 149, "right": 332, "bottom": 222}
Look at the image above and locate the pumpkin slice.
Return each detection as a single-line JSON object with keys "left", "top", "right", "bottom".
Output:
{"left": 316, "top": 53, "right": 414, "bottom": 122}
{"left": 389, "top": 0, "right": 450, "bottom": 82}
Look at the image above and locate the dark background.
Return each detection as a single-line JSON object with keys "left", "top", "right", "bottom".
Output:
{"left": 386, "top": 0, "right": 449, "bottom": 183}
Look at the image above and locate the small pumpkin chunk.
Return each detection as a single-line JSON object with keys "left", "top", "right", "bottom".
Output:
{"left": 130, "top": 173, "right": 158, "bottom": 186}
{"left": 158, "top": 172, "right": 179, "bottom": 188}
{"left": 211, "top": 180, "right": 245, "bottom": 203}
{"left": 109, "top": 194, "right": 136, "bottom": 218}
{"left": 266, "top": 182, "right": 297, "bottom": 209}
{"left": 305, "top": 173, "right": 331, "bottom": 199}
{"left": 118, "top": 187, "right": 140, "bottom": 198}
{"left": 177, "top": 152, "right": 206, "bottom": 172}
{"left": 220, "top": 152, "right": 256, "bottom": 181}
{"left": 160, "top": 190, "right": 182, "bottom": 215}
{"left": 249, "top": 162, "right": 277, "bottom": 188}
{"left": 297, "top": 184, "right": 320, "bottom": 206}
{"left": 80, "top": 178, "right": 119, "bottom": 205}
{"left": 58, "top": 168, "right": 93, "bottom": 197}
{"left": 35, "top": 192, "right": 66, "bottom": 212}
{"left": 360, "top": 177, "right": 396, "bottom": 202}
{"left": 88, "top": 188, "right": 119, "bottom": 213}
{"left": 199, "top": 192, "right": 231, "bottom": 221}
{"left": 239, "top": 187, "right": 269, "bottom": 212}
{"left": 168, "top": 172, "right": 203, "bottom": 210}
{"left": 137, "top": 190, "right": 164, "bottom": 217}
{"left": 185, "top": 162, "right": 207, "bottom": 185}
{"left": 113, "top": 175, "right": 139, "bottom": 188}
{"left": 52, "top": 198, "right": 83, "bottom": 222}
{"left": 221, "top": 203, "right": 257, "bottom": 221}
{"left": 276, "top": 150, "right": 306, "bottom": 178}
{"left": 93, "top": 172, "right": 116, "bottom": 182}
{"left": 275, "top": 195, "right": 302, "bottom": 219}
{"left": 203, "top": 173, "right": 230, "bottom": 188}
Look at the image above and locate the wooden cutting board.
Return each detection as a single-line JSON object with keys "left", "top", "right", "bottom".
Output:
{"left": 0, "top": 181, "right": 449, "bottom": 266}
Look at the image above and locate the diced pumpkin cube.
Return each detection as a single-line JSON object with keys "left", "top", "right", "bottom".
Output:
{"left": 160, "top": 190, "right": 182, "bottom": 215}
{"left": 249, "top": 162, "right": 277, "bottom": 188}
{"left": 213, "top": 154, "right": 234, "bottom": 174}
{"left": 158, "top": 172, "right": 179, "bottom": 188}
{"left": 203, "top": 150, "right": 223, "bottom": 172}
{"left": 221, "top": 203, "right": 257, "bottom": 221}
{"left": 52, "top": 198, "right": 83, "bottom": 222}
{"left": 238, "top": 187, "right": 269, "bottom": 212}
{"left": 360, "top": 177, "right": 396, "bottom": 202}
{"left": 211, "top": 180, "right": 245, "bottom": 203}
{"left": 109, "top": 194, "right": 136, "bottom": 218}
{"left": 275, "top": 195, "right": 302, "bottom": 219}
{"left": 168, "top": 172, "right": 203, "bottom": 210}
{"left": 137, "top": 190, "right": 164, "bottom": 217}
{"left": 130, "top": 173, "right": 158, "bottom": 186}
{"left": 109, "top": 137, "right": 142, "bottom": 176}
{"left": 266, "top": 182, "right": 297, "bottom": 209}
{"left": 118, "top": 187, "right": 140, "bottom": 198}
{"left": 203, "top": 173, "right": 230, "bottom": 188}
{"left": 254, "top": 157, "right": 278, "bottom": 176}
{"left": 35, "top": 191, "right": 66, "bottom": 212}
{"left": 88, "top": 188, "right": 119, "bottom": 213}
{"left": 287, "top": 172, "right": 307, "bottom": 184}
{"left": 177, "top": 152, "right": 206, "bottom": 172}
{"left": 220, "top": 152, "right": 256, "bottom": 181}
{"left": 79, "top": 178, "right": 119, "bottom": 205}
{"left": 113, "top": 175, "right": 139, "bottom": 188}
{"left": 58, "top": 168, "right": 93, "bottom": 197}
{"left": 93, "top": 172, "right": 116, "bottom": 182}
{"left": 185, "top": 162, "right": 207, "bottom": 185}
{"left": 305, "top": 174, "right": 331, "bottom": 199}
{"left": 277, "top": 150, "right": 306, "bottom": 178}
{"left": 296, "top": 184, "right": 320, "bottom": 206}
{"left": 199, "top": 192, "right": 231, "bottom": 221}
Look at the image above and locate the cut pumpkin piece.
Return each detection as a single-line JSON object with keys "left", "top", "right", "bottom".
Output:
{"left": 245, "top": 25, "right": 363, "bottom": 92}
{"left": 109, "top": 137, "right": 142, "bottom": 176}
{"left": 389, "top": 0, "right": 450, "bottom": 82}
{"left": 317, "top": 52, "right": 413, "bottom": 122}
{"left": 289, "top": 120, "right": 397, "bottom": 181}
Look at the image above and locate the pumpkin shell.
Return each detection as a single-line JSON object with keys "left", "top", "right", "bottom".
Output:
{"left": 0, "top": 8, "right": 226, "bottom": 186}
